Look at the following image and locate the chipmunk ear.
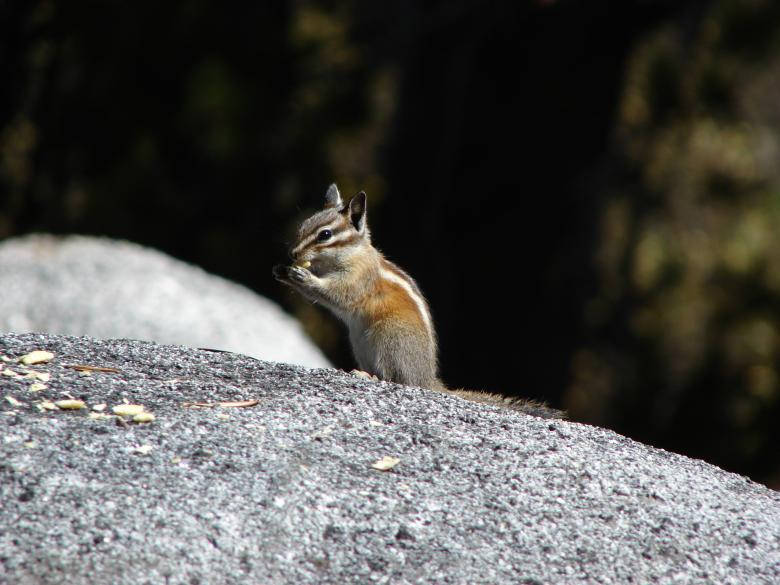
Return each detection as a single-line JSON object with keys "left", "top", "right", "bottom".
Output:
{"left": 324, "top": 183, "right": 343, "bottom": 209}
{"left": 348, "top": 191, "right": 367, "bottom": 233}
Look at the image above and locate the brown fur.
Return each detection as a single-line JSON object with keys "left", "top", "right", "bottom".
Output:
{"left": 445, "top": 389, "right": 565, "bottom": 419}
{"left": 275, "top": 184, "right": 566, "bottom": 420}
{"left": 369, "top": 276, "right": 425, "bottom": 328}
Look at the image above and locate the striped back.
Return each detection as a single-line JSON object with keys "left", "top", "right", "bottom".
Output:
{"left": 286, "top": 184, "right": 440, "bottom": 388}
{"left": 379, "top": 258, "right": 436, "bottom": 344}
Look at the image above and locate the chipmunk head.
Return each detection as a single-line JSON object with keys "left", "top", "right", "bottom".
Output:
{"left": 289, "top": 184, "right": 371, "bottom": 274}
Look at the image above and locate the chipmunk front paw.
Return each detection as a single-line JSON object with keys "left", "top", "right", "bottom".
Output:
{"left": 351, "top": 369, "right": 380, "bottom": 382}
{"left": 272, "top": 264, "right": 290, "bottom": 281}
{"left": 288, "top": 265, "right": 313, "bottom": 284}
{"left": 273, "top": 264, "right": 313, "bottom": 285}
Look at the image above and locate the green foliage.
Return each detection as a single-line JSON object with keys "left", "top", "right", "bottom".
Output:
{"left": 568, "top": 0, "right": 780, "bottom": 483}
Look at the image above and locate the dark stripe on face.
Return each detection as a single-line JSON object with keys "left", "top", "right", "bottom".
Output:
{"left": 318, "top": 232, "right": 359, "bottom": 249}
{"left": 296, "top": 208, "right": 346, "bottom": 241}
{"left": 300, "top": 218, "right": 339, "bottom": 241}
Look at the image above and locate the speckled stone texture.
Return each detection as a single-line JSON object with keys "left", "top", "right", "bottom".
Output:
{"left": 0, "top": 234, "right": 330, "bottom": 368}
{"left": 1, "top": 333, "right": 778, "bottom": 585}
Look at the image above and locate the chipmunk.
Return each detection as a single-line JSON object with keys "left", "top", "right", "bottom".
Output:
{"left": 273, "top": 184, "right": 563, "bottom": 419}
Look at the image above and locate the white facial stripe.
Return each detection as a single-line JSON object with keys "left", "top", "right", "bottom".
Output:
{"left": 293, "top": 219, "right": 345, "bottom": 255}
{"left": 327, "top": 230, "right": 356, "bottom": 246}
{"left": 380, "top": 268, "right": 433, "bottom": 337}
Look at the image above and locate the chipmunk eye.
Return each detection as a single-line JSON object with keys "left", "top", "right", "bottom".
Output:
{"left": 317, "top": 229, "right": 332, "bottom": 242}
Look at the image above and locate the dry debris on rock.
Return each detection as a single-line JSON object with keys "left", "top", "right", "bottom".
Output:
{"left": 0, "top": 332, "right": 778, "bottom": 585}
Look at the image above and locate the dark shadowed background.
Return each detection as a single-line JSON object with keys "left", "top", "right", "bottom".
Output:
{"left": 2, "top": 0, "right": 779, "bottom": 487}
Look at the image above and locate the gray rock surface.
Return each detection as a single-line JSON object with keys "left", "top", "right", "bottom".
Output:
{"left": 0, "top": 234, "right": 330, "bottom": 369}
{"left": 1, "top": 332, "right": 778, "bottom": 585}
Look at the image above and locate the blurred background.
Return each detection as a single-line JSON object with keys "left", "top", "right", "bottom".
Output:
{"left": 1, "top": 0, "right": 779, "bottom": 488}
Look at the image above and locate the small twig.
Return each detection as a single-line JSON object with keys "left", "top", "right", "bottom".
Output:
{"left": 64, "top": 364, "right": 121, "bottom": 374}
{"left": 182, "top": 400, "right": 260, "bottom": 409}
